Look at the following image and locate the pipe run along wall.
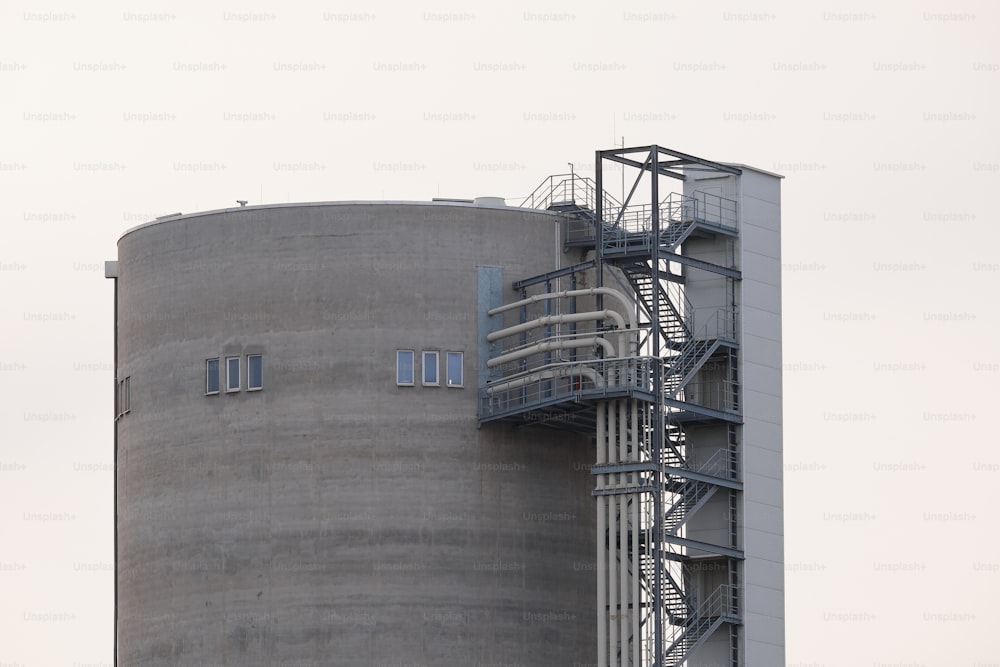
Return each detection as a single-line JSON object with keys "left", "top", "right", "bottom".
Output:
{"left": 596, "top": 398, "right": 642, "bottom": 667}
{"left": 486, "top": 336, "right": 617, "bottom": 369}
{"left": 487, "top": 288, "right": 638, "bottom": 331}
{"left": 487, "top": 310, "right": 634, "bottom": 358}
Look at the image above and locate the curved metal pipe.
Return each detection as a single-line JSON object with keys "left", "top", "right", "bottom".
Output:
{"left": 485, "top": 336, "right": 616, "bottom": 369}
{"left": 487, "top": 287, "right": 637, "bottom": 330}
{"left": 486, "top": 310, "right": 626, "bottom": 343}
{"left": 483, "top": 365, "right": 604, "bottom": 395}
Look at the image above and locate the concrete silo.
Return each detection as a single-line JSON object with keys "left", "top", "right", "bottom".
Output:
{"left": 108, "top": 200, "right": 602, "bottom": 666}
{"left": 108, "top": 144, "right": 784, "bottom": 667}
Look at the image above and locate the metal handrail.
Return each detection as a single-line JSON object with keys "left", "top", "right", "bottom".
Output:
{"left": 679, "top": 379, "right": 740, "bottom": 414}
{"left": 695, "top": 583, "right": 739, "bottom": 620}
{"left": 520, "top": 174, "right": 623, "bottom": 213}
{"left": 663, "top": 307, "right": 736, "bottom": 376}
{"left": 479, "top": 357, "right": 658, "bottom": 418}
{"left": 661, "top": 584, "right": 739, "bottom": 663}
{"left": 666, "top": 280, "right": 694, "bottom": 337}
{"left": 692, "top": 306, "right": 736, "bottom": 341}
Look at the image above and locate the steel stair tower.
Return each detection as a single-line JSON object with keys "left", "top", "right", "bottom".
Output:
{"left": 479, "top": 145, "right": 766, "bottom": 667}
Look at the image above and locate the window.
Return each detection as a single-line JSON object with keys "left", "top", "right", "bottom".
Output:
{"left": 206, "top": 358, "right": 220, "bottom": 395}
{"left": 446, "top": 352, "right": 464, "bottom": 387}
{"left": 422, "top": 351, "right": 439, "bottom": 386}
{"left": 117, "top": 376, "right": 131, "bottom": 417}
{"left": 247, "top": 355, "right": 263, "bottom": 391}
{"left": 396, "top": 350, "right": 415, "bottom": 386}
{"left": 226, "top": 356, "right": 240, "bottom": 392}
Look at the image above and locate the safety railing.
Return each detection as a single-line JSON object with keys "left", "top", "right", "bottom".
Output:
{"left": 697, "top": 583, "right": 739, "bottom": 620}
{"left": 479, "top": 356, "right": 658, "bottom": 419}
{"left": 606, "top": 191, "right": 738, "bottom": 235}
{"left": 520, "top": 174, "right": 622, "bottom": 214}
{"left": 692, "top": 306, "right": 737, "bottom": 342}
{"left": 678, "top": 379, "right": 740, "bottom": 414}
{"left": 687, "top": 444, "right": 740, "bottom": 481}
{"left": 665, "top": 280, "right": 695, "bottom": 338}
{"left": 559, "top": 188, "right": 738, "bottom": 254}
{"left": 691, "top": 190, "right": 738, "bottom": 229}
{"left": 661, "top": 582, "right": 739, "bottom": 664}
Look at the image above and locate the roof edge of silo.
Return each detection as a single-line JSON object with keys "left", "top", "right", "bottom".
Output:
{"left": 116, "top": 198, "right": 554, "bottom": 244}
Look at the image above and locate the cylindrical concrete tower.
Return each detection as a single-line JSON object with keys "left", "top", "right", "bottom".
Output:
{"left": 111, "top": 202, "right": 596, "bottom": 666}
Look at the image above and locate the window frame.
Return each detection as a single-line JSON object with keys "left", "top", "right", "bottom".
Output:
{"left": 446, "top": 351, "right": 464, "bottom": 388}
{"left": 225, "top": 356, "right": 241, "bottom": 393}
{"left": 422, "top": 350, "right": 440, "bottom": 387}
{"left": 396, "top": 350, "right": 415, "bottom": 386}
{"left": 206, "top": 358, "right": 221, "bottom": 395}
{"left": 247, "top": 354, "right": 263, "bottom": 392}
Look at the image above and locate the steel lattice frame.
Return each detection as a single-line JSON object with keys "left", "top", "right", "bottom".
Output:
{"left": 594, "top": 146, "right": 742, "bottom": 667}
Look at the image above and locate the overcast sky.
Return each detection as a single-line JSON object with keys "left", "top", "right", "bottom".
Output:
{"left": 2, "top": 1, "right": 998, "bottom": 665}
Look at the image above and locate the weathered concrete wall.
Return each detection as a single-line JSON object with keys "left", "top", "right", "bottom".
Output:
{"left": 115, "top": 202, "right": 596, "bottom": 666}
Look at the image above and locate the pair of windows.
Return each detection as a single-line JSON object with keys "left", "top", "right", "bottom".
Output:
{"left": 206, "top": 355, "right": 262, "bottom": 395}
{"left": 397, "top": 350, "right": 463, "bottom": 388}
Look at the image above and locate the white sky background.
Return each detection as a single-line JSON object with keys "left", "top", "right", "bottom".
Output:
{"left": 1, "top": 1, "right": 998, "bottom": 665}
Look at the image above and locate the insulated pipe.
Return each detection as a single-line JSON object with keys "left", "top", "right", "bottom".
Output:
{"left": 486, "top": 309, "right": 626, "bottom": 343}
{"left": 596, "top": 402, "right": 607, "bottom": 667}
{"left": 631, "top": 400, "right": 641, "bottom": 667}
{"left": 610, "top": 495, "right": 619, "bottom": 664}
{"left": 632, "top": 488, "right": 640, "bottom": 667}
{"left": 485, "top": 336, "right": 616, "bottom": 369}
{"left": 487, "top": 287, "right": 638, "bottom": 331}
{"left": 483, "top": 365, "right": 604, "bottom": 396}
{"left": 608, "top": 401, "right": 617, "bottom": 667}
{"left": 618, "top": 401, "right": 630, "bottom": 667}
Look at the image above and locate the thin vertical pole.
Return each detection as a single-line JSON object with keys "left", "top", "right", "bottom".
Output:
{"left": 595, "top": 150, "right": 604, "bottom": 309}
{"left": 616, "top": 400, "right": 629, "bottom": 667}
{"left": 112, "top": 276, "right": 119, "bottom": 667}
{"left": 650, "top": 147, "right": 663, "bottom": 667}
{"left": 544, "top": 280, "right": 552, "bottom": 398}
{"left": 632, "top": 399, "right": 641, "bottom": 667}
{"left": 596, "top": 400, "right": 607, "bottom": 667}
{"left": 570, "top": 274, "right": 578, "bottom": 362}
{"left": 608, "top": 401, "right": 617, "bottom": 665}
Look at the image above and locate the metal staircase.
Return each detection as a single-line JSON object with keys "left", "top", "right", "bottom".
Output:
{"left": 663, "top": 478, "right": 719, "bottom": 535}
{"left": 640, "top": 555, "right": 690, "bottom": 624}
{"left": 617, "top": 262, "right": 690, "bottom": 348}
{"left": 663, "top": 585, "right": 739, "bottom": 665}
{"left": 485, "top": 146, "right": 747, "bottom": 667}
{"left": 663, "top": 338, "right": 724, "bottom": 401}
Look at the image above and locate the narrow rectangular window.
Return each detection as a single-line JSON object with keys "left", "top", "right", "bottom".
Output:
{"left": 422, "top": 351, "right": 439, "bottom": 386}
{"left": 396, "top": 350, "right": 414, "bottom": 386}
{"left": 247, "top": 354, "right": 263, "bottom": 391}
{"left": 446, "top": 352, "right": 464, "bottom": 387}
{"left": 206, "top": 358, "right": 220, "bottom": 395}
{"left": 122, "top": 376, "right": 130, "bottom": 413}
{"left": 226, "top": 356, "right": 240, "bottom": 392}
